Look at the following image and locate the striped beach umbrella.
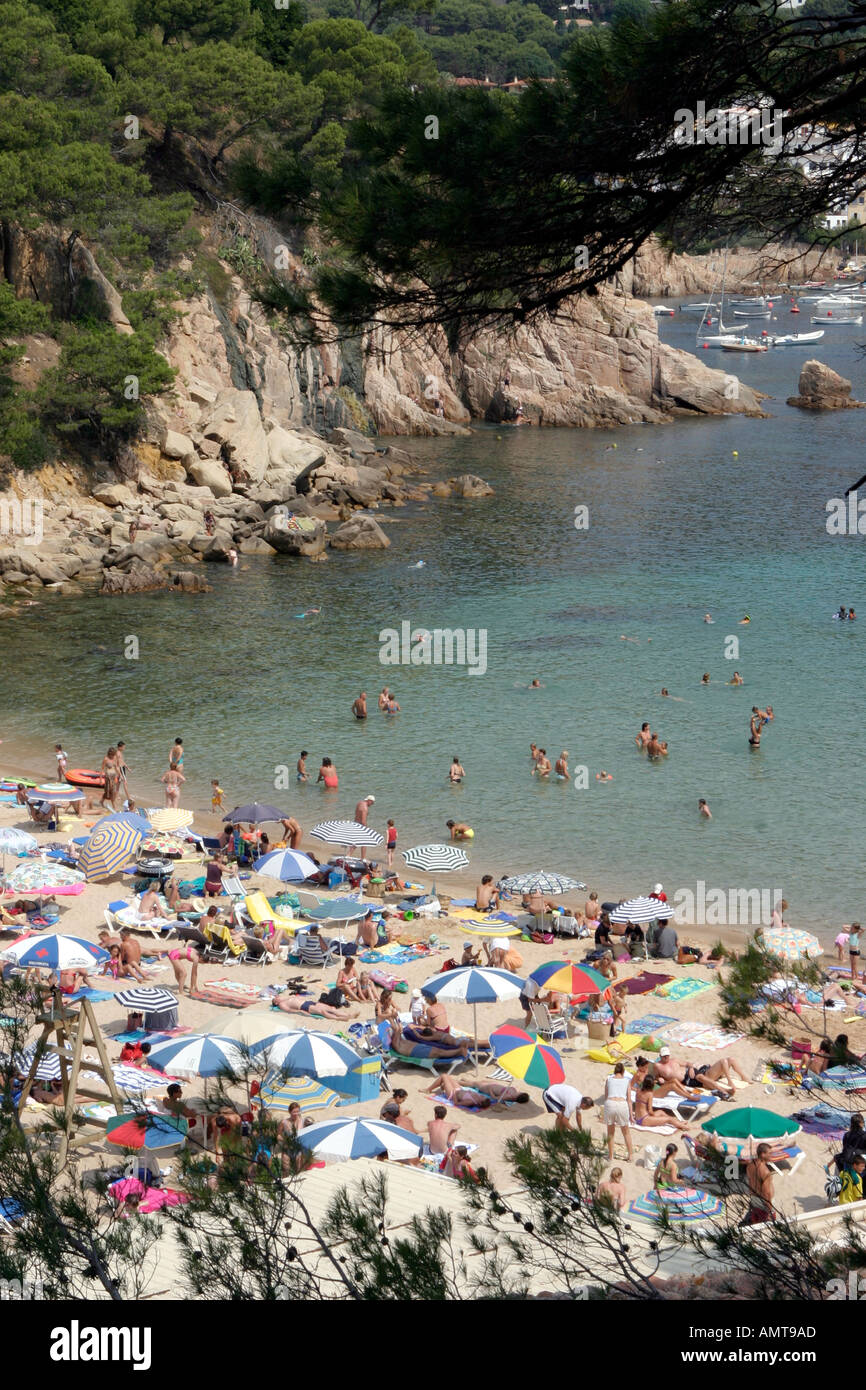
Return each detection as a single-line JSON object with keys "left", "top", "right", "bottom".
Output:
{"left": 254, "top": 1029, "right": 361, "bottom": 1078}
{"left": 254, "top": 848, "right": 319, "bottom": 882}
{"left": 110, "top": 1064, "right": 167, "bottom": 1093}
{"left": 105, "top": 1112, "right": 188, "bottom": 1151}
{"left": 11, "top": 1044, "right": 67, "bottom": 1081}
{"left": 421, "top": 966, "right": 525, "bottom": 1072}
{"left": 528, "top": 960, "right": 612, "bottom": 999}
{"left": 297, "top": 1116, "right": 423, "bottom": 1162}
{"left": 138, "top": 833, "right": 184, "bottom": 857}
{"left": 115, "top": 987, "right": 178, "bottom": 1013}
{"left": 148, "top": 808, "right": 195, "bottom": 832}
{"left": 310, "top": 820, "right": 384, "bottom": 850}
{"left": 80, "top": 821, "right": 143, "bottom": 882}
{"left": 759, "top": 927, "right": 823, "bottom": 961}
{"left": 256, "top": 1072, "right": 342, "bottom": 1114}
{"left": 26, "top": 788, "right": 85, "bottom": 806}
{"left": 628, "top": 1188, "right": 723, "bottom": 1223}
{"left": 146, "top": 1034, "right": 248, "bottom": 1080}
{"left": 702, "top": 1107, "right": 801, "bottom": 1142}
{"left": 457, "top": 920, "right": 524, "bottom": 937}
{"left": 609, "top": 896, "right": 670, "bottom": 925}
{"left": 0, "top": 933, "right": 108, "bottom": 971}
{"left": 402, "top": 844, "right": 470, "bottom": 873}
{"left": 489, "top": 1024, "right": 565, "bottom": 1087}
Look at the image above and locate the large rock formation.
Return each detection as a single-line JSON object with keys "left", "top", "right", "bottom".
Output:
{"left": 787, "top": 359, "right": 866, "bottom": 411}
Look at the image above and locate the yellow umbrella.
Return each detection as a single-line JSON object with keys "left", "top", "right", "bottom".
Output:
{"left": 148, "top": 808, "right": 194, "bottom": 832}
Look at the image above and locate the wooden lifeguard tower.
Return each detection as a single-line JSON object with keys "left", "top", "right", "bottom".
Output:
{"left": 17, "top": 989, "right": 124, "bottom": 1161}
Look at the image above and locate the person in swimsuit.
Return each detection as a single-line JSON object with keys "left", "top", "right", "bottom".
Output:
{"left": 280, "top": 817, "right": 302, "bottom": 849}
{"left": 555, "top": 751, "right": 569, "bottom": 779}
{"left": 297, "top": 751, "right": 308, "bottom": 783}
{"left": 378, "top": 687, "right": 390, "bottom": 710}
{"left": 385, "top": 695, "right": 401, "bottom": 714}
{"left": 165, "top": 943, "right": 201, "bottom": 994}
{"left": 162, "top": 763, "right": 185, "bottom": 806}
{"left": 274, "top": 993, "right": 359, "bottom": 1020}
{"left": 698, "top": 798, "right": 712, "bottom": 818}
{"left": 101, "top": 746, "right": 120, "bottom": 810}
{"left": 352, "top": 692, "right": 367, "bottom": 720}
{"left": 634, "top": 1078, "right": 690, "bottom": 1131}
{"left": 446, "top": 819, "right": 474, "bottom": 840}
{"left": 749, "top": 711, "right": 761, "bottom": 747}
{"left": 422, "top": 1075, "right": 492, "bottom": 1109}
{"left": 729, "top": 671, "right": 744, "bottom": 685}
{"left": 654, "top": 1143, "right": 683, "bottom": 1189}
{"left": 701, "top": 673, "right": 710, "bottom": 685}
{"left": 635, "top": 722, "right": 651, "bottom": 748}
{"left": 317, "top": 757, "right": 338, "bottom": 789}
{"left": 449, "top": 757, "right": 465, "bottom": 783}
{"left": 535, "top": 749, "right": 551, "bottom": 777}
{"left": 170, "top": 738, "right": 184, "bottom": 768}
{"left": 385, "top": 818, "right": 397, "bottom": 869}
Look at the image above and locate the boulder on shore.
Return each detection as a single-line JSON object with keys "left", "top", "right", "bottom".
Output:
{"left": 787, "top": 359, "right": 866, "bottom": 410}
{"left": 262, "top": 513, "right": 327, "bottom": 558}
{"left": 330, "top": 516, "right": 391, "bottom": 550}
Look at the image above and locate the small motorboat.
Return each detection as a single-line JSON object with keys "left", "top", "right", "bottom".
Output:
{"left": 721, "top": 339, "right": 768, "bottom": 351}
{"left": 811, "top": 314, "right": 863, "bottom": 324}
{"left": 769, "top": 330, "right": 825, "bottom": 346}
{"left": 733, "top": 309, "right": 771, "bottom": 319}
{"left": 652, "top": 305, "right": 675, "bottom": 316}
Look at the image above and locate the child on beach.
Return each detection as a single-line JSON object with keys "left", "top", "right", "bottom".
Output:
{"left": 211, "top": 779, "right": 225, "bottom": 813}
{"left": 297, "top": 751, "right": 308, "bottom": 782}
{"left": 386, "top": 818, "right": 397, "bottom": 869}
{"left": 55, "top": 744, "right": 68, "bottom": 778}
{"left": 837, "top": 928, "right": 852, "bottom": 962}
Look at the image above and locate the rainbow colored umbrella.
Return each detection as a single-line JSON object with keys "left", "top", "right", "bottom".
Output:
{"left": 528, "top": 960, "right": 611, "bottom": 998}
{"left": 628, "top": 1188, "right": 723, "bottom": 1223}
{"left": 489, "top": 1024, "right": 565, "bottom": 1087}
{"left": 105, "top": 1112, "right": 188, "bottom": 1151}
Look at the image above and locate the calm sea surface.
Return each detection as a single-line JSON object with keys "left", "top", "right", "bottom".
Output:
{"left": 2, "top": 301, "right": 865, "bottom": 938}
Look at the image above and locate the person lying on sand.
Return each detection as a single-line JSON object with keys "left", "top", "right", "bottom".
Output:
{"left": 389, "top": 1018, "right": 471, "bottom": 1059}
{"left": 274, "top": 993, "right": 359, "bottom": 1020}
{"left": 423, "top": 1075, "right": 492, "bottom": 1109}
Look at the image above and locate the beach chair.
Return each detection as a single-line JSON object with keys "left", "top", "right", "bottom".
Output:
{"left": 203, "top": 921, "right": 243, "bottom": 962}
{"left": 295, "top": 930, "right": 341, "bottom": 969}
{"left": 652, "top": 1091, "right": 717, "bottom": 1120}
{"left": 240, "top": 934, "right": 272, "bottom": 968}
{"left": 169, "top": 923, "right": 210, "bottom": 950}
{"left": 530, "top": 1000, "right": 570, "bottom": 1044}
{"left": 245, "top": 891, "right": 297, "bottom": 937}
{"left": 294, "top": 890, "right": 323, "bottom": 914}
{"left": 349, "top": 1021, "right": 393, "bottom": 1092}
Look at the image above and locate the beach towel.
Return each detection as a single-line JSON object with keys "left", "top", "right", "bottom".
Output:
{"left": 624, "top": 972, "right": 673, "bottom": 995}
{"left": 655, "top": 1021, "right": 709, "bottom": 1046}
{"left": 630, "top": 1013, "right": 678, "bottom": 1033}
{"left": 654, "top": 977, "right": 713, "bottom": 1002}
{"left": 66, "top": 989, "right": 117, "bottom": 1003}
{"left": 190, "top": 979, "right": 262, "bottom": 1008}
{"left": 686, "top": 1026, "right": 745, "bottom": 1051}
{"left": 629, "top": 1122, "right": 677, "bottom": 1136}
{"left": 359, "top": 943, "right": 430, "bottom": 966}
{"left": 586, "top": 1033, "right": 642, "bottom": 1064}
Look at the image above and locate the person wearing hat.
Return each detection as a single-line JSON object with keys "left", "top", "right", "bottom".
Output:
{"left": 410, "top": 988, "right": 425, "bottom": 1025}
{"left": 461, "top": 941, "right": 482, "bottom": 966}
{"left": 354, "top": 795, "right": 376, "bottom": 827}
{"left": 650, "top": 883, "right": 667, "bottom": 903}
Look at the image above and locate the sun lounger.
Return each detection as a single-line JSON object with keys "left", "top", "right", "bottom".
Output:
{"left": 245, "top": 891, "right": 298, "bottom": 936}
{"left": 629, "top": 1122, "right": 677, "bottom": 1137}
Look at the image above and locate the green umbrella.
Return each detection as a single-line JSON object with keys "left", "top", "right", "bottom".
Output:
{"left": 702, "top": 1107, "right": 801, "bottom": 1142}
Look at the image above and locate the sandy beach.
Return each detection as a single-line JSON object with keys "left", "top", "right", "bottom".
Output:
{"left": 2, "top": 742, "right": 862, "bottom": 1229}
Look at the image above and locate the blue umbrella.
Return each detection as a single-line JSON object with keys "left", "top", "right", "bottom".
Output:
{"left": 93, "top": 812, "right": 152, "bottom": 835}
{"left": 254, "top": 848, "right": 319, "bottom": 882}
{"left": 224, "top": 803, "right": 286, "bottom": 825}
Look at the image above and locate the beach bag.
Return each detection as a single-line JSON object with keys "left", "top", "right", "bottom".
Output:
{"left": 440, "top": 958, "right": 459, "bottom": 973}
{"left": 825, "top": 1170, "right": 844, "bottom": 1203}
{"left": 642, "top": 1144, "right": 662, "bottom": 1170}
{"left": 531, "top": 930, "right": 555, "bottom": 945}
{"left": 319, "top": 987, "right": 344, "bottom": 1008}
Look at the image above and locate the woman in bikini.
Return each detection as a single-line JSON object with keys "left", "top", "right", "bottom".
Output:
{"left": 274, "top": 993, "right": 359, "bottom": 1020}
{"left": 634, "top": 1077, "right": 690, "bottom": 1132}
{"left": 101, "top": 747, "right": 120, "bottom": 810}
{"left": 653, "top": 1143, "right": 683, "bottom": 1189}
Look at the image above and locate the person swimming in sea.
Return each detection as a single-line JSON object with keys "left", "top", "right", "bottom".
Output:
{"left": 704, "top": 614, "right": 714, "bottom": 623}
{"left": 596, "top": 770, "right": 614, "bottom": 782}
{"left": 739, "top": 615, "right": 751, "bottom": 625}
{"left": 748, "top": 711, "right": 762, "bottom": 748}
{"left": 729, "top": 671, "right": 744, "bottom": 685}
{"left": 698, "top": 798, "right": 712, "bottom": 819}
{"left": 449, "top": 757, "right": 465, "bottom": 783}
{"left": 701, "top": 673, "right": 710, "bottom": 685}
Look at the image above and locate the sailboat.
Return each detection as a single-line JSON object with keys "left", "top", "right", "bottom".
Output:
{"left": 697, "top": 250, "right": 755, "bottom": 346}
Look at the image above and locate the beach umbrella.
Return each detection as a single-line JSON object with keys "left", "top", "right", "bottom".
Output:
{"left": 489, "top": 1024, "right": 565, "bottom": 1088}
{"left": 310, "top": 820, "right": 384, "bottom": 850}
{"left": 148, "top": 808, "right": 194, "bottom": 832}
{"left": 254, "top": 848, "right": 319, "bottom": 882}
{"left": 420, "top": 966, "right": 525, "bottom": 1072}
{"left": 224, "top": 803, "right": 286, "bottom": 825}
{"left": 217, "top": 1010, "right": 297, "bottom": 1047}
{"left": 628, "top": 1188, "right": 723, "bottom": 1223}
{"left": 303, "top": 899, "right": 368, "bottom": 924}
{"left": 10, "top": 1044, "right": 67, "bottom": 1081}
{"left": 253, "top": 1029, "right": 361, "bottom": 1078}
{"left": 459, "top": 920, "right": 523, "bottom": 937}
{"left": 702, "top": 1107, "right": 801, "bottom": 1142}
{"left": 105, "top": 1112, "right": 188, "bottom": 1151}
{"left": 499, "top": 870, "right": 586, "bottom": 929}
{"left": 297, "top": 1116, "right": 423, "bottom": 1162}
{"left": 80, "top": 821, "right": 143, "bottom": 882}
{"left": 5, "top": 862, "right": 85, "bottom": 894}
{"left": 401, "top": 842, "right": 470, "bottom": 898}
{"left": 528, "top": 960, "right": 612, "bottom": 999}
{"left": 0, "top": 828, "right": 37, "bottom": 873}
{"left": 26, "top": 788, "right": 85, "bottom": 806}
{"left": 138, "top": 833, "right": 184, "bottom": 857}
{"left": 609, "top": 896, "right": 670, "bottom": 925}
{"left": 146, "top": 1034, "right": 247, "bottom": 1080}
{"left": 93, "top": 812, "right": 152, "bottom": 835}
{"left": 0, "top": 933, "right": 108, "bottom": 971}
{"left": 759, "top": 927, "right": 823, "bottom": 961}
{"left": 115, "top": 987, "right": 178, "bottom": 1013}
{"left": 256, "top": 1071, "right": 342, "bottom": 1114}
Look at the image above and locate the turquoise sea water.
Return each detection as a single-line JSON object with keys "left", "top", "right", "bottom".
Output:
{"left": 1, "top": 302, "right": 865, "bottom": 937}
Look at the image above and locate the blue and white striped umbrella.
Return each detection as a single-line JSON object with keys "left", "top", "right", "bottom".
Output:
{"left": 297, "top": 1116, "right": 423, "bottom": 1162}
{"left": 80, "top": 821, "right": 143, "bottom": 881}
{"left": 402, "top": 844, "right": 469, "bottom": 873}
{"left": 499, "top": 871, "right": 586, "bottom": 895}
{"left": 254, "top": 848, "right": 319, "bottom": 882}
{"left": 11, "top": 1045, "right": 68, "bottom": 1081}
{"left": 420, "top": 967, "right": 525, "bottom": 1004}
{"left": 0, "top": 934, "right": 108, "bottom": 971}
{"left": 609, "top": 896, "right": 669, "bottom": 925}
{"left": 115, "top": 987, "right": 178, "bottom": 1012}
{"left": 254, "top": 1029, "right": 361, "bottom": 1078}
{"left": 310, "top": 820, "right": 383, "bottom": 849}
{"left": 146, "top": 1034, "right": 248, "bottom": 1080}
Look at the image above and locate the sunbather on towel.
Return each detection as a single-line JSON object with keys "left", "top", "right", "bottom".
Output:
{"left": 654, "top": 1048, "right": 747, "bottom": 1095}
{"left": 423, "top": 1075, "right": 492, "bottom": 1108}
{"left": 634, "top": 1078, "right": 690, "bottom": 1132}
{"left": 391, "top": 1019, "right": 471, "bottom": 1059}
{"left": 274, "top": 994, "right": 359, "bottom": 1020}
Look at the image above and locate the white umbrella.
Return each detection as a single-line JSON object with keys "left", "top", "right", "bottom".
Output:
{"left": 0, "top": 933, "right": 108, "bottom": 971}
{"left": 401, "top": 842, "right": 470, "bottom": 897}
{"left": 253, "top": 1029, "right": 361, "bottom": 1077}
{"left": 254, "top": 848, "right": 319, "bottom": 882}
{"left": 146, "top": 1034, "right": 247, "bottom": 1080}
{"left": 0, "top": 828, "right": 36, "bottom": 875}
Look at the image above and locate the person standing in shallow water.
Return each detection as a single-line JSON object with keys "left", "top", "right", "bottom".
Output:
{"left": 352, "top": 691, "right": 367, "bottom": 720}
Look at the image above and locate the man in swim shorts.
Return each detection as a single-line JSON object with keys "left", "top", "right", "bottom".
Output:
{"left": 274, "top": 993, "right": 358, "bottom": 1020}
{"left": 475, "top": 875, "right": 499, "bottom": 912}
{"left": 352, "top": 691, "right": 367, "bottom": 720}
